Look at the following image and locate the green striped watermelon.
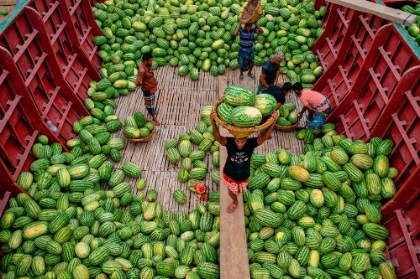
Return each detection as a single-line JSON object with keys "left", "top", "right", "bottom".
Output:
{"left": 253, "top": 94, "right": 277, "bottom": 117}
{"left": 231, "top": 106, "right": 262, "bottom": 128}
{"left": 224, "top": 86, "right": 255, "bottom": 106}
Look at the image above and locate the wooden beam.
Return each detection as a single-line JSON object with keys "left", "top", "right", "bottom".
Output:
{"left": 326, "top": 0, "right": 417, "bottom": 26}
{"left": 217, "top": 76, "right": 231, "bottom": 139}
{"left": 218, "top": 76, "right": 251, "bottom": 279}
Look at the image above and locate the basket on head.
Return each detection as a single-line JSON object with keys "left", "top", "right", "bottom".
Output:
{"left": 211, "top": 97, "right": 275, "bottom": 139}
{"left": 274, "top": 122, "right": 299, "bottom": 132}
{"left": 240, "top": 0, "right": 263, "bottom": 24}
{"left": 123, "top": 126, "right": 155, "bottom": 143}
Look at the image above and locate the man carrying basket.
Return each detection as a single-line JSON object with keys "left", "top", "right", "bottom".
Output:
{"left": 210, "top": 110, "right": 278, "bottom": 213}
{"left": 234, "top": 19, "right": 263, "bottom": 80}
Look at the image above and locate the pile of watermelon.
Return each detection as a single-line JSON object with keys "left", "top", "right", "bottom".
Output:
{"left": 1, "top": 114, "right": 400, "bottom": 279}
{"left": 123, "top": 112, "right": 155, "bottom": 140}
{"left": 160, "top": 102, "right": 399, "bottom": 278}
{"left": 69, "top": 115, "right": 124, "bottom": 163}
{"left": 7, "top": 134, "right": 223, "bottom": 279}
{"left": 401, "top": 5, "right": 420, "bottom": 45}
{"left": 296, "top": 122, "right": 336, "bottom": 145}
{"left": 217, "top": 85, "right": 277, "bottom": 128}
{"left": 7, "top": 113, "right": 225, "bottom": 279}
{"left": 90, "top": 0, "right": 325, "bottom": 85}
{"left": 241, "top": 126, "right": 398, "bottom": 278}
{"left": 277, "top": 103, "right": 299, "bottom": 126}
{"left": 165, "top": 106, "right": 220, "bottom": 200}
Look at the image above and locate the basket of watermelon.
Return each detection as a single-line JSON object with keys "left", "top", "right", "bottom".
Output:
{"left": 274, "top": 103, "right": 300, "bottom": 132}
{"left": 212, "top": 85, "right": 276, "bottom": 139}
{"left": 123, "top": 112, "right": 156, "bottom": 143}
{"left": 240, "top": 0, "right": 263, "bottom": 24}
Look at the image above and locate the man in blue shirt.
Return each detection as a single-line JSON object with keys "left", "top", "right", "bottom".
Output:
{"left": 257, "top": 51, "right": 284, "bottom": 94}
{"left": 234, "top": 20, "right": 263, "bottom": 80}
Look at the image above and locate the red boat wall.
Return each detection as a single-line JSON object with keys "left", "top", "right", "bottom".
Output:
{"left": 313, "top": 0, "right": 420, "bottom": 278}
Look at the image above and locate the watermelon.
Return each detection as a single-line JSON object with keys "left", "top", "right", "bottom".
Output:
{"left": 217, "top": 102, "right": 234, "bottom": 125}
{"left": 173, "top": 190, "right": 187, "bottom": 204}
{"left": 253, "top": 94, "right": 277, "bottom": 117}
{"left": 224, "top": 86, "right": 255, "bottom": 106}
{"left": 231, "top": 106, "right": 262, "bottom": 128}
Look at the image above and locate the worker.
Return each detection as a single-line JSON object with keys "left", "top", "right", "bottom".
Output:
{"left": 257, "top": 51, "right": 284, "bottom": 94}
{"left": 262, "top": 82, "right": 293, "bottom": 110}
{"left": 233, "top": 20, "right": 263, "bottom": 80}
{"left": 210, "top": 110, "right": 279, "bottom": 213}
{"left": 293, "top": 82, "right": 331, "bottom": 135}
{"left": 259, "top": 83, "right": 292, "bottom": 128}
{"left": 135, "top": 52, "right": 160, "bottom": 126}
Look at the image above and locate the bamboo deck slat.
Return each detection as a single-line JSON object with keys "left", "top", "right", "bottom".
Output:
{"left": 0, "top": 0, "right": 15, "bottom": 5}
{"left": 114, "top": 65, "right": 304, "bottom": 213}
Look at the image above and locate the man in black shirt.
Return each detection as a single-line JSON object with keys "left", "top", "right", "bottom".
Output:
{"left": 210, "top": 110, "right": 279, "bottom": 213}
{"left": 262, "top": 82, "right": 293, "bottom": 110}
{"left": 259, "top": 83, "right": 292, "bottom": 125}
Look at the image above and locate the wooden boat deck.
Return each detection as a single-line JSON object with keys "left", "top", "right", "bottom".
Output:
{"left": 113, "top": 65, "right": 305, "bottom": 213}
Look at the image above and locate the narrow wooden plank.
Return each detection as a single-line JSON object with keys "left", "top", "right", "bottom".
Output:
{"left": 218, "top": 75, "right": 251, "bottom": 279}
{"left": 163, "top": 172, "right": 174, "bottom": 197}
{"left": 173, "top": 89, "right": 185, "bottom": 124}
{"left": 153, "top": 171, "right": 163, "bottom": 202}
{"left": 138, "top": 131, "right": 161, "bottom": 170}
{"left": 326, "top": 0, "right": 417, "bottom": 26}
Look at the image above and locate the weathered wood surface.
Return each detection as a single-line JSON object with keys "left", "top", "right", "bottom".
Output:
{"left": 0, "top": 0, "right": 15, "bottom": 4}
{"left": 326, "top": 0, "right": 417, "bottom": 26}
{"left": 114, "top": 65, "right": 304, "bottom": 213}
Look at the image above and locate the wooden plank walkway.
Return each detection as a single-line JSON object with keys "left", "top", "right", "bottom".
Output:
{"left": 113, "top": 65, "right": 304, "bottom": 213}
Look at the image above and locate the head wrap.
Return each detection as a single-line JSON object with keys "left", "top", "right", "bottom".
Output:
{"left": 272, "top": 51, "right": 284, "bottom": 62}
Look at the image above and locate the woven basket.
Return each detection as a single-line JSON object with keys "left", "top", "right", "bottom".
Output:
{"left": 240, "top": 0, "right": 263, "bottom": 24}
{"left": 274, "top": 122, "right": 299, "bottom": 132}
{"left": 211, "top": 97, "right": 275, "bottom": 139}
{"left": 123, "top": 126, "right": 155, "bottom": 143}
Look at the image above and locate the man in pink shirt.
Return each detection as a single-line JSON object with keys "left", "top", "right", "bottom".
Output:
{"left": 292, "top": 82, "right": 331, "bottom": 135}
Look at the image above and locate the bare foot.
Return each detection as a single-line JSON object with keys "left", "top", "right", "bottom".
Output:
{"left": 147, "top": 111, "right": 159, "bottom": 117}
{"left": 227, "top": 202, "right": 238, "bottom": 213}
{"left": 153, "top": 119, "right": 161, "bottom": 126}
